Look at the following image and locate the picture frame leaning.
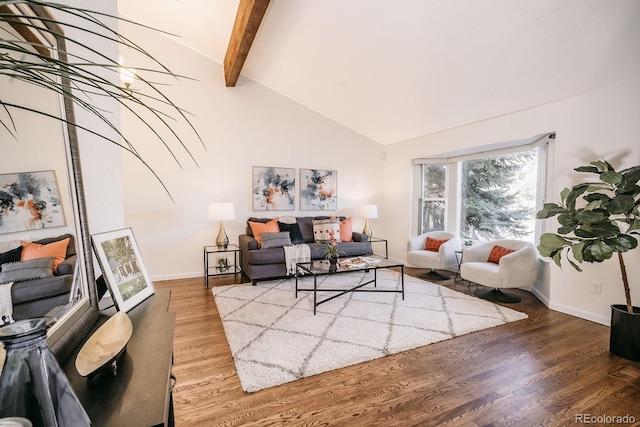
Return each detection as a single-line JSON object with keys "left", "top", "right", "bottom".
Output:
{"left": 91, "top": 228, "right": 155, "bottom": 312}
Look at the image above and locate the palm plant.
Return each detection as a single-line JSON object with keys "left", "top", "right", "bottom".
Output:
{"left": 536, "top": 160, "right": 640, "bottom": 313}
{"left": 0, "top": 0, "right": 201, "bottom": 198}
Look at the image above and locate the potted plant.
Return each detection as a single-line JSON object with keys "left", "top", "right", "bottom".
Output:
{"left": 536, "top": 159, "right": 639, "bottom": 361}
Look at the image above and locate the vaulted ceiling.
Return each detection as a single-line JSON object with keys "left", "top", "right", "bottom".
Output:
{"left": 118, "top": 0, "right": 640, "bottom": 145}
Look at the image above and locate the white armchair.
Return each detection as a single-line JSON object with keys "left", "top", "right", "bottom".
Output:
{"left": 460, "top": 239, "right": 538, "bottom": 303}
{"left": 407, "top": 231, "right": 460, "bottom": 281}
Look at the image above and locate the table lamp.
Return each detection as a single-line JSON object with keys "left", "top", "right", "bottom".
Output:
{"left": 358, "top": 204, "right": 378, "bottom": 239}
{"left": 208, "top": 202, "right": 235, "bottom": 248}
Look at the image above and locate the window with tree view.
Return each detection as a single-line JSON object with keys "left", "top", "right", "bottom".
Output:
{"left": 420, "top": 163, "right": 447, "bottom": 232}
{"left": 460, "top": 149, "right": 539, "bottom": 242}
{"left": 418, "top": 142, "right": 545, "bottom": 243}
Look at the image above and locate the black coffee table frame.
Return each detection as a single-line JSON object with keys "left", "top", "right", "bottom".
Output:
{"left": 295, "top": 257, "right": 405, "bottom": 315}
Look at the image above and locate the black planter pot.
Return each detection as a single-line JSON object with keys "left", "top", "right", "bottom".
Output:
{"left": 610, "top": 304, "right": 640, "bottom": 362}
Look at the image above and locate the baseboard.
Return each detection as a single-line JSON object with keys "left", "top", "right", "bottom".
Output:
{"left": 151, "top": 271, "right": 203, "bottom": 282}
{"left": 528, "top": 286, "right": 550, "bottom": 308}
{"left": 548, "top": 301, "right": 610, "bottom": 326}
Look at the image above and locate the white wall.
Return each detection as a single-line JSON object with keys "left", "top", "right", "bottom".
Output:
{"left": 118, "top": 22, "right": 384, "bottom": 280}
{"left": 58, "top": 0, "right": 125, "bottom": 235}
{"left": 383, "top": 77, "right": 640, "bottom": 325}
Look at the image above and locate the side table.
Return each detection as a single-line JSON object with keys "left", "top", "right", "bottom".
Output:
{"left": 204, "top": 244, "right": 242, "bottom": 288}
{"left": 368, "top": 237, "right": 388, "bottom": 259}
{"left": 454, "top": 250, "right": 463, "bottom": 282}
{"left": 454, "top": 249, "right": 473, "bottom": 285}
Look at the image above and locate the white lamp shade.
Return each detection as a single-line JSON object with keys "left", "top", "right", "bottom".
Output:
{"left": 208, "top": 202, "right": 235, "bottom": 220}
{"left": 120, "top": 67, "right": 136, "bottom": 87}
{"left": 358, "top": 204, "right": 378, "bottom": 219}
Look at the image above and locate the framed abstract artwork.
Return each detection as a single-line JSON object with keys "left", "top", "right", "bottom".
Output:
{"left": 300, "top": 169, "right": 337, "bottom": 211}
{"left": 91, "top": 228, "right": 155, "bottom": 312}
{"left": 0, "top": 170, "right": 66, "bottom": 234}
{"left": 252, "top": 166, "right": 296, "bottom": 211}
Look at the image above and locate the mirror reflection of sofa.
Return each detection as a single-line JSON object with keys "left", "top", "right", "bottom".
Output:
{"left": 0, "top": 234, "right": 77, "bottom": 320}
{"left": 239, "top": 216, "right": 373, "bottom": 285}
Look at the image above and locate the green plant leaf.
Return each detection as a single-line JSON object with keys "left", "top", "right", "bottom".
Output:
{"left": 591, "top": 160, "right": 613, "bottom": 172}
{"left": 584, "top": 193, "right": 610, "bottom": 204}
{"left": 560, "top": 187, "right": 571, "bottom": 203}
{"left": 588, "top": 241, "right": 614, "bottom": 262}
{"left": 574, "top": 228, "right": 596, "bottom": 238}
{"left": 627, "top": 218, "right": 640, "bottom": 233}
{"left": 574, "top": 208, "right": 609, "bottom": 224}
{"left": 567, "top": 257, "right": 583, "bottom": 272}
{"left": 571, "top": 241, "right": 585, "bottom": 263}
{"left": 583, "top": 200, "right": 603, "bottom": 211}
{"left": 586, "top": 184, "right": 610, "bottom": 192}
{"left": 566, "top": 184, "right": 590, "bottom": 210}
{"left": 590, "top": 220, "right": 623, "bottom": 237}
{"left": 557, "top": 212, "right": 577, "bottom": 225}
{"left": 604, "top": 234, "right": 638, "bottom": 252}
{"left": 538, "top": 233, "right": 569, "bottom": 257}
{"left": 536, "top": 203, "right": 564, "bottom": 219}
{"left": 575, "top": 165, "right": 599, "bottom": 173}
{"left": 618, "top": 168, "right": 640, "bottom": 195}
{"left": 606, "top": 194, "right": 636, "bottom": 215}
{"left": 600, "top": 171, "right": 622, "bottom": 185}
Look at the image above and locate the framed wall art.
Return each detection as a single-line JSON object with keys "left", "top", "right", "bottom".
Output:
{"left": 252, "top": 166, "right": 296, "bottom": 211}
{"left": 0, "top": 170, "right": 66, "bottom": 234}
{"left": 91, "top": 228, "right": 154, "bottom": 312}
{"left": 300, "top": 169, "right": 337, "bottom": 211}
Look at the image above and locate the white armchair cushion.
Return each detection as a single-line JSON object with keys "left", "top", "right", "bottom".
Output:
{"left": 407, "top": 231, "right": 460, "bottom": 270}
{"left": 460, "top": 240, "right": 538, "bottom": 289}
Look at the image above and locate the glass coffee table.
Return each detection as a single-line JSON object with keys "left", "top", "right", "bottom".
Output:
{"left": 295, "top": 256, "right": 405, "bottom": 315}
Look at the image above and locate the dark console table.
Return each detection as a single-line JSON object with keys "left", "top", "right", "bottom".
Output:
{"left": 63, "top": 289, "right": 175, "bottom": 427}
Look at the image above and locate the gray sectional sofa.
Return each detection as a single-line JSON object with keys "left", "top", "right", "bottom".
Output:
{"left": 0, "top": 234, "right": 77, "bottom": 320}
{"left": 239, "top": 216, "right": 372, "bottom": 284}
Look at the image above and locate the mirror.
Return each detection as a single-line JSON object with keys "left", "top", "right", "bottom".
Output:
{"left": 0, "top": 4, "right": 98, "bottom": 362}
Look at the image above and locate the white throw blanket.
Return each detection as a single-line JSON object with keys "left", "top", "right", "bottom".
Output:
{"left": 283, "top": 244, "right": 311, "bottom": 275}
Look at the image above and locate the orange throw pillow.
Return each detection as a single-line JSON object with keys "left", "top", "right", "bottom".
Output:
{"left": 425, "top": 237, "right": 448, "bottom": 252}
{"left": 340, "top": 217, "right": 353, "bottom": 242}
{"left": 487, "top": 245, "right": 516, "bottom": 264}
{"left": 20, "top": 237, "right": 70, "bottom": 273}
{"left": 248, "top": 219, "right": 279, "bottom": 247}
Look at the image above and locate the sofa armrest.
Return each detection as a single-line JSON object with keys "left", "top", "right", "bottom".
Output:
{"left": 239, "top": 234, "right": 259, "bottom": 252}
{"left": 352, "top": 232, "right": 367, "bottom": 242}
{"left": 239, "top": 234, "right": 258, "bottom": 273}
{"left": 55, "top": 254, "right": 77, "bottom": 276}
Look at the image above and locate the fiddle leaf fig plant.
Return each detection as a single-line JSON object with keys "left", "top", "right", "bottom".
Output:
{"left": 536, "top": 160, "right": 640, "bottom": 313}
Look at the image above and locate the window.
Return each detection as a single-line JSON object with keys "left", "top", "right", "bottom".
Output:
{"left": 415, "top": 134, "right": 552, "bottom": 243}
{"left": 460, "top": 149, "right": 539, "bottom": 242}
{"left": 419, "top": 163, "right": 447, "bottom": 232}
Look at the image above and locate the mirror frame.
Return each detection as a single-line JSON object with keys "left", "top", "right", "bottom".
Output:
{"left": 1, "top": 4, "right": 100, "bottom": 361}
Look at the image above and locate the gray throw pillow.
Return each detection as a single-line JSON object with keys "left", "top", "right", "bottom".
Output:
{"left": 0, "top": 257, "right": 54, "bottom": 283}
{"left": 260, "top": 232, "right": 292, "bottom": 249}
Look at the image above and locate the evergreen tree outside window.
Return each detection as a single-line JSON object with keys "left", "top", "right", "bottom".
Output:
{"left": 420, "top": 163, "right": 447, "bottom": 232}
{"left": 414, "top": 134, "right": 551, "bottom": 242}
{"left": 460, "top": 149, "right": 538, "bottom": 241}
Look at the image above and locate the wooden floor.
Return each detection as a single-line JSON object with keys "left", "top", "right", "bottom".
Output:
{"left": 155, "top": 269, "right": 640, "bottom": 426}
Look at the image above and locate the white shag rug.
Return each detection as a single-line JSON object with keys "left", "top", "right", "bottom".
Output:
{"left": 212, "top": 269, "right": 528, "bottom": 393}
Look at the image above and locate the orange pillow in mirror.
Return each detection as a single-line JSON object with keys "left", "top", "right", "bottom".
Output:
{"left": 424, "top": 237, "right": 448, "bottom": 252}
{"left": 248, "top": 219, "right": 280, "bottom": 247}
{"left": 20, "top": 237, "right": 70, "bottom": 273}
{"left": 487, "top": 245, "right": 516, "bottom": 264}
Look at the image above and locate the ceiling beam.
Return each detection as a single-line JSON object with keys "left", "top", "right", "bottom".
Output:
{"left": 223, "top": 0, "right": 270, "bottom": 87}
